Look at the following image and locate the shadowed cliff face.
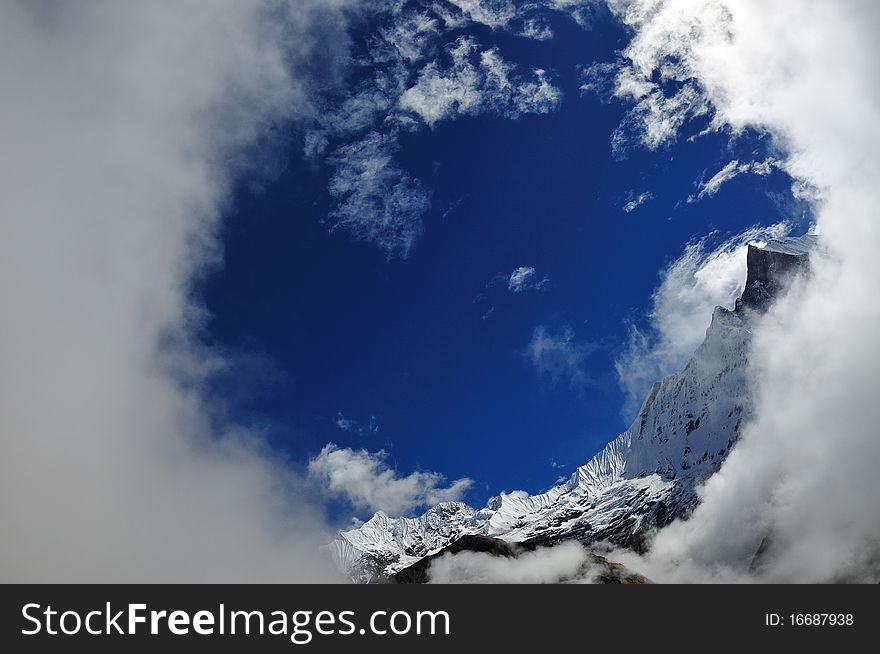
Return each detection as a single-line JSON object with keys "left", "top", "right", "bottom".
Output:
{"left": 333, "top": 236, "right": 816, "bottom": 583}
{"left": 739, "top": 236, "right": 816, "bottom": 311}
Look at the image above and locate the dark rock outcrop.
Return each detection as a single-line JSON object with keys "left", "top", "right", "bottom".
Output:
{"left": 739, "top": 236, "right": 815, "bottom": 311}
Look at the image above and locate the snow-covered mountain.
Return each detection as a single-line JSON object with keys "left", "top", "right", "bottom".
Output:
{"left": 330, "top": 235, "right": 816, "bottom": 582}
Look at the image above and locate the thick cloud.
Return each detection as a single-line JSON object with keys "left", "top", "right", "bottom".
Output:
{"left": 601, "top": 0, "right": 880, "bottom": 582}
{"left": 0, "top": 0, "right": 362, "bottom": 582}
{"left": 428, "top": 541, "right": 593, "bottom": 583}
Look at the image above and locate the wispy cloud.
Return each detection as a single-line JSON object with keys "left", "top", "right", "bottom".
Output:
{"left": 578, "top": 0, "right": 723, "bottom": 158}
{"left": 326, "top": 131, "right": 431, "bottom": 259}
{"left": 399, "top": 37, "right": 562, "bottom": 127}
{"left": 687, "top": 158, "right": 777, "bottom": 203}
{"left": 476, "top": 265, "right": 550, "bottom": 318}
{"left": 308, "top": 444, "right": 473, "bottom": 516}
{"left": 376, "top": 10, "right": 441, "bottom": 64}
{"left": 335, "top": 412, "right": 359, "bottom": 432}
{"left": 526, "top": 326, "right": 597, "bottom": 390}
{"left": 520, "top": 16, "right": 555, "bottom": 40}
{"left": 334, "top": 411, "right": 379, "bottom": 436}
{"left": 446, "top": 0, "right": 518, "bottom": 29}
{"left": 306, "top": 4, "right": 571, "bottom": 258}
{"left": 622, "top": 190, "right": 655, "bottom": 213}
{"left": 0, "top": 0, "right": 361, "bottom": 582}
{"left": 507, "top": 266, "right": 551, "bottom": 292}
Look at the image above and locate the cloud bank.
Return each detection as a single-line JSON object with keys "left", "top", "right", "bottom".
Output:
{"left": 599, "top": 0, "right": 880, "bottom": 582}
{"left": 428, "top": 541, "right": 592, "bottom": 583}
{"left": 0, "top": 0, "right": 368, "bottom": 582}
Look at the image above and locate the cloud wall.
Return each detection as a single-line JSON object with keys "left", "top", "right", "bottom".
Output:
{"left": 0, "top": 0, "right": 361, "bottom": 582}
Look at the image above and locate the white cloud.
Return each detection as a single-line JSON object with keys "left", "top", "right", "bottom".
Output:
{"left": 520, "top": 16, "right": 555, "bottom": 40}
{"left": 600, "top": 0, "right": 880, "bottom": 583}
{"left": 615, "top": 223, "right": 789, "bottom": 419}
{"left": 399, "top": 38, "right": 484, "bottom": 126}
{"left": 310, "top": 6, "right": 568, "bottom": 259}
{"left": 687, "top": 158, "right": 777, "bottom": 203}
{"left": 580, "top": 0, "right": 729, "bottom": 157}
{"left": 310, "top": 86, "right": 397, "bottom": 144}
{"left": 510, "top": 67, "right": 562, "bottom": 116}
{"left": 544, "top": 0, "right": 601, "bottom": 28}
{"left": 597, "top": 67, "right": 709, "bottom": 158}
{"left": 327, "top": 131, "right": 431, "bottom": 258}
{"left": 400, "top": 37, "right": 562, "bottom": 127}
{"left": 378, "top": 10, "right": 440, "bottom": 64}
{"left": 446, "top": 0, "right": 518, "bottom": 29}
{"left": 622, "top": 190, "right": 654, "bottom": 212}
{"left": 308, "top": 444, "right": 473, "bottom": 516}
{"left": 507, "top": 266, "right": 550, "bottom": 292}
{"left": 0, "top": 0, "right": 362, "bottom": 582}
{"left": 434, "top": 0, "right": 597, "bottom": 33}
{"left": 428, "top": 541, "right": 595, "bottom": 583}
{"left": 526, "top": 326, "right": 597, "bottom": 390}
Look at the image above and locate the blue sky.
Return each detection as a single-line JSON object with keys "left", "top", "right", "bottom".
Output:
{"left": 200, "top": 2, "right": 805, "bottom": 518}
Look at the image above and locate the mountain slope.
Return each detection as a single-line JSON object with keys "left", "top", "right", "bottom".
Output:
{"left": 330, "top": 236, "right": 815, "bottom": 582}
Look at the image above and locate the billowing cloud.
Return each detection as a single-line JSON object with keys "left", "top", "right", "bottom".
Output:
{"left": 0, "top": 0, "right": 369, "bottom": 582}
{"left": 526, "top": 326, "right": 597, "bottom": 390}
{"left": 308, "top": 444, "right": 473, "bottom": 516}
{"left": 615, "top": 223, "right": 789, "bottom": 419}
{"left": 598, "top": 0, "right": 880, "bottom": 583}
{"left": 428, "top": 541, "right": 594, "bottom": 583}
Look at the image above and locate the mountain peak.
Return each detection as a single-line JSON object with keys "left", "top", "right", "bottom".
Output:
{"left": 332, "top": 234, "right": 817, "bottom": 582}
{"left": 739, "top": 234, "right": 816, "bottom": 310}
